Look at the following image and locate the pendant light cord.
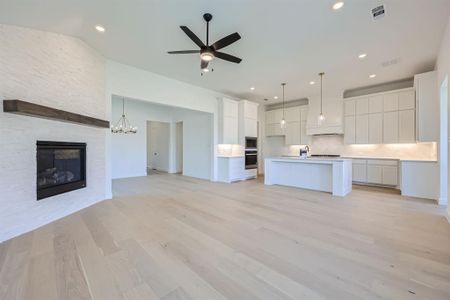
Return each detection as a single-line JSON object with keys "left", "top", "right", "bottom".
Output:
{"left": 318, "top": 72, "right": 325, "bottom": 116}
{"left": 122, "top": 97, "right": 125, "bottom": 116}
{"left": 282, "top": 83, "right": 286, "bottom": 119}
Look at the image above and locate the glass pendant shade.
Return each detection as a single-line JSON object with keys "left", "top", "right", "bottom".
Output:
{"left": 280, "top": 118, "right": 286, "bottom": 128}
{"left": 280, "top": 83, "right": 286, "bottom": 129}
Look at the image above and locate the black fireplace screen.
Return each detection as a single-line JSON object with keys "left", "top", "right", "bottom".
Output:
{"left": 37, "top": 141, "right": 86, "bottom": 200}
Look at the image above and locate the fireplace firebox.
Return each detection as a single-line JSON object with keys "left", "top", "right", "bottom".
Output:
{"left": 36, "top": 141, "right": 86, "bottom": 200}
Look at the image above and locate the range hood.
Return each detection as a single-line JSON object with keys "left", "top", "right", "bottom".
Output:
{"left": 307, "top": 125, "right": 344, "bottom": 136}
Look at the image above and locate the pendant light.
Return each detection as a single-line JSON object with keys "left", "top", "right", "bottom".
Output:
{"left": 280, "top": 83, "right": 287, "bottom": 128}
{"left": 111, "top": 97, "right": 137, "bottom": 134}
{"left": 318, "top": 72, "right": 325, "bottom": 124}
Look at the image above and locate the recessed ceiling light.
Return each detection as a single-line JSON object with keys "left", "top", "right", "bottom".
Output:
{"left": 332, "top": 1, "right": 344, "bottom": 10}
{"left": 309, "top": 81, "right": 315, "bottom": 85}
{"left": 358, "top": 53, "right": 367, "bottom": 59}
{"left": 369, "top": 74, "right": 377, "bottom": 78}
{"left": 274, "top": 96, "right": 279, "bottom": 100}
{"left": 95, "top": 25, "right": 105, "bottom": 32}
{"left": 250, "top": 87, "right": 255, "bottom": 91}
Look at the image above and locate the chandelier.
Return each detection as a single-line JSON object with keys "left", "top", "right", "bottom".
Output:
{"left": 111, "top": 97, "right": 137, "bottom": 134}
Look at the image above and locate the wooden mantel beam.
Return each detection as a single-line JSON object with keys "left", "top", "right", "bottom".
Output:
{"left": 3, "top": 100, "right": 110, "bottom": 128}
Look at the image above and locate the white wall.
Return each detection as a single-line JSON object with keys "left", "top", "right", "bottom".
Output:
{"left": 173, "top": 109, "right": 213, "bottom": 181}
{"left": 0, "top": 25, "right": 107, "bottom": 241}
{"left": 111, "top": 98, "right": 213, "bottom": 181}
{"left": 436, "top": 13, "right": 450, "bottom": 207}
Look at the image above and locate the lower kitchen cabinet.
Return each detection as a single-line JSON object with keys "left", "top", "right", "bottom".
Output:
{"left": 351, "top": 159, "right": 399, "bottom": 187}
{"left": 367, "top": 165, "right": 383, "bottom": 184}
{"left": 382, "top": 166, "right": 398, "bottom": 186}
{"left": 217, "top": 157, "right": 244, "bottom": 183}
{"left": 352, "top": 161, "right": 367, "bottom": 183}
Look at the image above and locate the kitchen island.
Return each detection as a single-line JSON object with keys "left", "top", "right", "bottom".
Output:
{"left": 264, "top": 157, "right": 352, "bottom": 196}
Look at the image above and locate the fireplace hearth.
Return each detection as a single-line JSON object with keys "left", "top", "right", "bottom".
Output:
{"left": 37, "top": 141, "right": 86, "bottom": 200}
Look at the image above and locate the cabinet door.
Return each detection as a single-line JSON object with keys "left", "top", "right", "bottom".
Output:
{"left": 344, "top": 100, "right": 356, "bottom": 116}
{"left": 245, "top": 118, "right": 257, "bottom": 137}
{"left": 244, "top": 102, "right": 258, "bottom": 119}
{"left": 383, "top": 93, "right": 399, "bottom": 112}
{"left": 265, "top": 111, "right": 274, "bottom": 124}
{"left": 344, "top": 116, "right": 356, "bottom": 144}
{"left": 383, "top": 111, "right": 399, "bottom": 144}
{"left": 355, "top": 114, "right": 369, "bottom": 144}
{"left": 399, "top": 109, "right": 415, "bottom": 143}
{"left": 285, "top": 107, "right": 301, "bottom": 122}
{"left": 300, "top": 121, "right": 309, "bottom": 145}
{"left": 223, "top": 100, "right": 238, "bottom": 117}
{"left": 223, "top": 116, "right": 238, "bottom": 144}
{"left": 382, "top": 166, "right": 398, "bottom": 186}
{"left": 369, "top": 113, "right": 383, "bottom": 144}
{"left": 265, "top": 124, "right": 273, "bottom": 136}
{"left": 356, "top": 98, "right": 369, "bottom": 115}
{"left": 273, "top": 109, "right": 283, "bottom": 123}
{"left": 367, "top": 165, "right": 383, "bottom": 184}
{"left": 300, "top": 107, "right": 308, "bottom": 121}
{"left": 353, "top": 164, "right": 367, "bottom": 182}
{"left": 398, "top": 90, "right": 415, "bottom": 110}
{"left": 369, "top": 95, "right": 383, "bottom": 113}
{"left": 285, "top": 122, "right": 301, "bottom": 145}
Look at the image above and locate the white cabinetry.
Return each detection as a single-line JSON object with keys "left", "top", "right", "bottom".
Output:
{"left": 217, "top": 157, "right": 245, "bottom": 183}
{"left": 266, "top": 106, "right": 309, "bottom": 145}
{"left": 351, "top": 159, "right": 398, "bottom": 187}
{"left": 414, "top": 71, "right": 439, "bottom": 142}
{"left": 265, "top": 109, "right": 284, "bottom": 136}
{"left": 239, "top": 100, "right": 259, "bottom": 144}
{"left": 219, "top": 98, "right": 239, "bottom": 144}
{"left": 344, "top": 88, "right": 415, "bottom": 144}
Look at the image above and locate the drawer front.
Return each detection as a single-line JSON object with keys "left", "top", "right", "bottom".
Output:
{"left": 367, "top": 159, "right": 398, "bottom": 166}
{"left": 352, "top": 159, "right": 367, "bottom": 165}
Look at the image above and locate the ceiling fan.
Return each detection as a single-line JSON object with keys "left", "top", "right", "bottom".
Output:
{"left": 168, "top": 13, "right": 242, "bottom": 72}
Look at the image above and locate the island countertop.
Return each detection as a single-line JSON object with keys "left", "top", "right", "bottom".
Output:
{"left": 266, "top": 156, "right": 353, "bottom": 163}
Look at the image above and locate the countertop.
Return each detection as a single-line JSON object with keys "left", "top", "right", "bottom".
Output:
{"left": 342, "top": 156, "right": 437, "bottom": 163}
{"left": 217, "top": 155, "right": 244, "bottom": 158}
{"left": 266, "top": 156, "right": 352, "bottom": 163}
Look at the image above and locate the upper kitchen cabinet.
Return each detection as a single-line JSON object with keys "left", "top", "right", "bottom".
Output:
{"left": 284, "top": 105, "right": 309, "bottom": 145}
{"left": 265, "top": 108, "right": 284, "bottom": 136}
{"left": 306, "top": 95, "right": 344, "bottom": 135}
{"left": 414, "top": 71, "right": 439, "bottom": 142}
{"left": 219, "top": 98, "right": 239, "bottom": 144}
{"left": 239, "top": 100, "right": 259, "bottom": 143}
{"left": 344, "top": 88, "right": 416, "bottom": 144}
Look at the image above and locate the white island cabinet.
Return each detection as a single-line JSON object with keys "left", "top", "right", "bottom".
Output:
{"left": 264, "top": 157, "right": 352, "bottom": 196}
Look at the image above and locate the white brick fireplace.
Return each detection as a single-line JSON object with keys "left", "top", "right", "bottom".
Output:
{"left": 0, "top": 25, "right": 109, "bottom": 241}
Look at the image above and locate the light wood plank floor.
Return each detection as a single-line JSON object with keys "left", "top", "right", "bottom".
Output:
{"left": 1, "top": 174, "right": 450, "bottom": 299}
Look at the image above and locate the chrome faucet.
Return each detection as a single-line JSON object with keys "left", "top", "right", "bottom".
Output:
{"left": 300, "top": 145, "right": 310, "bottom": 157}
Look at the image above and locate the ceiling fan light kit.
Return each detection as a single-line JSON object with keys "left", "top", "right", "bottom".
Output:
{"left": 168, "top": 13, "right": 242, "bottom": 73}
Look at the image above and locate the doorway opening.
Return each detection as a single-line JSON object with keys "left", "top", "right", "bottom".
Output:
{"left": 176, "top": 121, "right": 183, "bottom": 174}
{"left": 147, "top": 121, "right": 170, "bottom": 174}
{"left": 440, "top": 75, "right": 448, "bottom": 205}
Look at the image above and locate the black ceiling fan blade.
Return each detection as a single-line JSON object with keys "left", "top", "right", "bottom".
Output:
{"left": 201, "top": 60, "right": 209, "bottom": 69}
{"left": 167, "top": 50, "right": 200, "bottom": 54}
{"left": 214, "top": 51, "right": 242, "bottom": 64}
{"left": 212, "top": 32, "right": 241, "bottom": 50}
{"left": 180, "top": 26, "right": 205, "bottom": 48}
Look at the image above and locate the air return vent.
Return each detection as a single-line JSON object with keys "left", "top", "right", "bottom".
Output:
{"left": 372, "top": 5, "right": 386, "bottom": 20}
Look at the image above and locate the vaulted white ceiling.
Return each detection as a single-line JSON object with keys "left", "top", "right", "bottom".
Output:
{"left": 0, "top": 0, "right": 449, "bottom": 103}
